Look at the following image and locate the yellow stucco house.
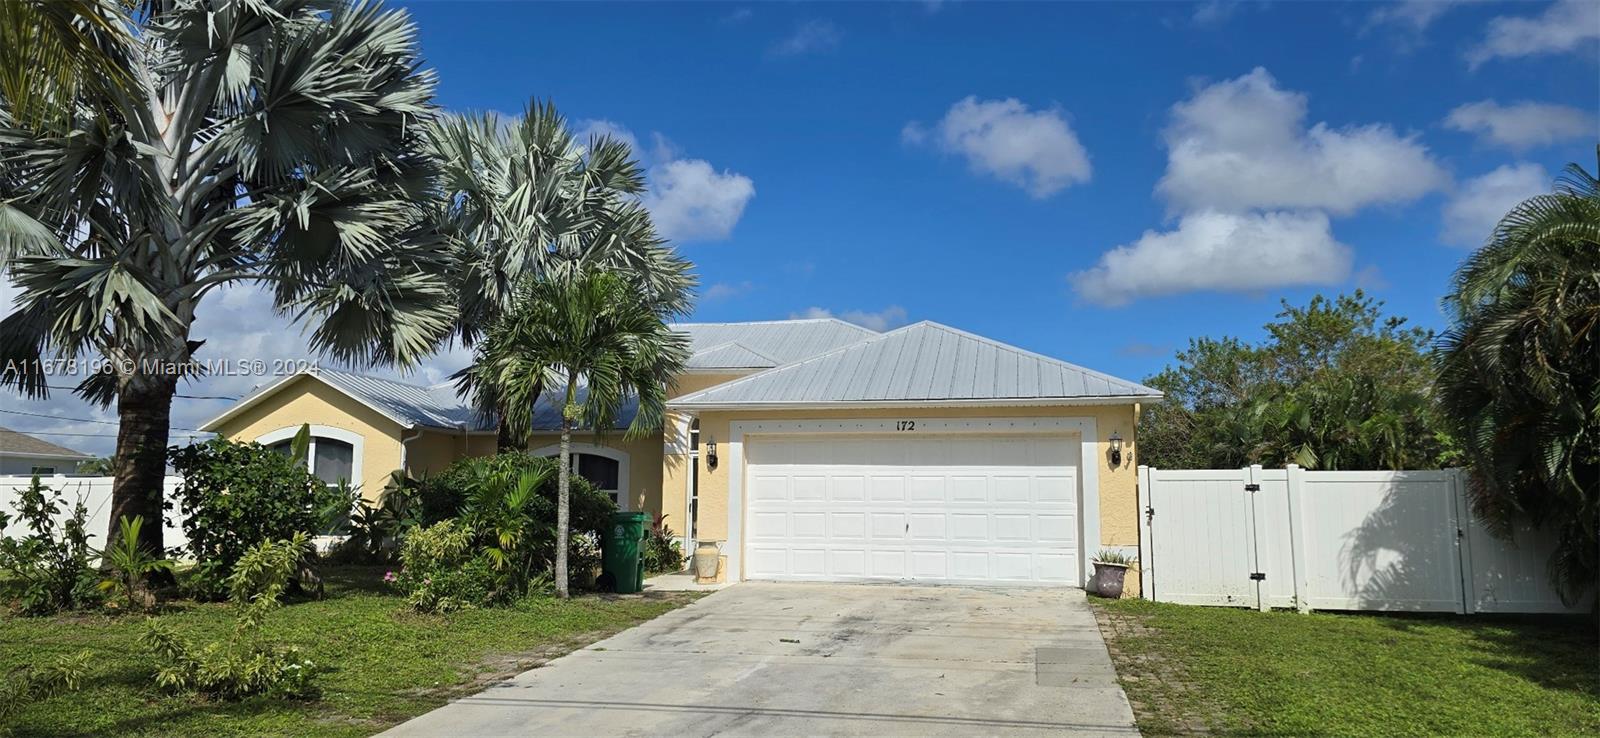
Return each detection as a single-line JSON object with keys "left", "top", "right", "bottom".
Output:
{"left": 200, "top": 318, "right": 1160, "bottom": 590}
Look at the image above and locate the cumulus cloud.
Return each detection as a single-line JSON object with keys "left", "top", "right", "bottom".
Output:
{"left": 1469, "top": 0, "right": 1600, "bottom": 66}
{"left": 576, "top": 120, "right": 756, "bottom": 243}
{"left": 769, "top": 20, "right": 841, "bottom": 57}
{"left": 791, "top": 305, "right": 909, "bottom": 332}
{"left": 1444, "top": 100, "right": 1596, "bottom": 151}
{"left": 1070, "top": 210, "right": 1352, "bottom": 307}
{"left": 1441, "top": 162, "right": 1549, "bottom": 247}
{"left": 1157, "top": 67, "right": 1448, "bottom": 215}
{"left": 903, "top": 96, "right": 1091, "bottom": 198}
{"left": 644, "top": 159, "right": 756, "bottom": 242}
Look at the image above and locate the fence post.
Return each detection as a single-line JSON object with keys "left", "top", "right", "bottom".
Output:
{"left": 1450, "top": 468, "right": 1477, "bottom": 615}
{"left": 1246, "top": 465, "right": 1269, "bottom": 612}
{"left": 1137, "top": 465, "right": 1154, "bottom": 601}
{"left": 1284, "top": 464, "right": 1312, "bottom": 614}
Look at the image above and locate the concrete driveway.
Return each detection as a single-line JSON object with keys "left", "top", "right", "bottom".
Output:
{"left": 384, "top": 582, "right": 1139, "bottom": 737}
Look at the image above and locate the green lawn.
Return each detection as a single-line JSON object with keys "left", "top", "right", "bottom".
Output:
{"left": 0, "top": 566, "right": 698, "bottom": 737}
{"left": 1090, "top": 597, "right": 1598, "bottom": 737}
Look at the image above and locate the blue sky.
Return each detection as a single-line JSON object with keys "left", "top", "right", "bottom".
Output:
{"left": 3, "top": 0, "right": 1597, "bottom": 457}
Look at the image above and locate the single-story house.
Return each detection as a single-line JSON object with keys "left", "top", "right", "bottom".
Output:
{"left": 0, "top": 426, "right": 95, "bottom": 475}
{"left": 199, "top": 318, "right": 1161, "bottom": 590}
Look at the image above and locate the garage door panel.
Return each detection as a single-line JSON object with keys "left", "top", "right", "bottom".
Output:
{"left": 745, "top": 435, "right": 1079, "bottom": 586}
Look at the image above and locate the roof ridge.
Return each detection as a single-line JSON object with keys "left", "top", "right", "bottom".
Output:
{"left": 671, "top": 322, "right": 920, "bottom": 403}
{"left": 691, "top": 340, "right": 781, "bottom": 364}
{"left": 671, "top": 317, "right": 879, "bottom": 333}
{"left": 315, "top": 367, "right": 440, "bottom": 392}
{"left": 916, "top": 321, "right": 1161, "bottom": 394}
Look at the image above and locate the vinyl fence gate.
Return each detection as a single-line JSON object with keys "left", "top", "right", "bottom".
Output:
{"left": 1136, "top": 465, "right": 1586, "bottom": 615}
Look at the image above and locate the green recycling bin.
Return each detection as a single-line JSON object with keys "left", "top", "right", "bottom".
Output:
{"left": 602, "top": 511, "right": 648, "bottom": 594}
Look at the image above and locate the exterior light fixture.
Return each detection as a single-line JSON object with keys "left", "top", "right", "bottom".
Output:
{"left": 1109, "top": 431, "right": 1124, "bottom": 467}
{"left": 706, "top": 439, "right": 718, "bottom": 471}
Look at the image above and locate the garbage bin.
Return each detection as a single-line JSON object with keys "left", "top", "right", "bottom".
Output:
{"left": 602, "top": 511, "right": 647, "bottom": 594}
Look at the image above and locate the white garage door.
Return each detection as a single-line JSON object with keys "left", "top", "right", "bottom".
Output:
{"left": 744, "top": 435, "right": 1080, "bottom": 585}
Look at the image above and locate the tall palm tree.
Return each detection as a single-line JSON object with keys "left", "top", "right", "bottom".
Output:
{"left": 0, "top": 0, "right": 453, "bottom": 553}
{"left": 430, "top": 102, "right": 694, "bottom": 448}
{"left": 1435, "top": 150, "right": 1600, "bottom": 602}
{"left": 463, "top": 270, "right": 688, "bottom": 597}
{"left": 0, "top": 0, "right": 135, "bottom": 131}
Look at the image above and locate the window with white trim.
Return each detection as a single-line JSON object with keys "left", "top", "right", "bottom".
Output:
{"left": 269, "top": 437, "right": 355, "bottom": 486}
{"left": 546, "top": 452, "right": 623, "bottom": 508}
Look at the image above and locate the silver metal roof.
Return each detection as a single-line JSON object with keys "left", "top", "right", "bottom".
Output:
{"left": 669, "top": 321, "right": 1163, "bottom": 407}
{"left": 685, "top": 341, "right": 779, "bottom": 370}
{"left": 671, "top": 319, "right": 877, "bottom": 367}
{"left": 314, "top": 370, "right": 491, "bottom": 431}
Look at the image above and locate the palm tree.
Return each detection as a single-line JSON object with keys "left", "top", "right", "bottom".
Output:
{"left": 430, "top": 102, "right": 694, "bottom": 448}
{"left": 463, "top": 270, "right": 688, "bottom": 597}
{"left": 0, "top": 0, "right": 453, "bottom": 553}
{"left": 0, "top": 0, "right": 134, "bottom": 131}
{"left": 1435, "top": 150, "right": 1600, "bottom": 602}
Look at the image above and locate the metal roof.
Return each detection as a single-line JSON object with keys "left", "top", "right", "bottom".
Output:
{"left": 671, "top": 319, "right": 877, "bottom": 367}
{"left": 0, "top": 426, "right": 94, "bottom": 459}
{"left": 314, "top": 370, "right": 491, "bottom": 431}
{"left": 685, "top": 341, "right": 779, "bottom": 370}
{"left": 669, "top": 321, "right": 1163, "bottom": 408}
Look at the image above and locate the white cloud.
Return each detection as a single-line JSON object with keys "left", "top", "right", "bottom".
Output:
{"left": 644, "top": 159, "right": 756, "bottom": 242}
{"left": 904, "top": 96, "right": 1092, "bottom": 198}
{"left": 791, "top": 305, "right": 909, "bottom": 332}
{"left": 579, "top": 121, "right": 756, "bottom": 243}
{"left": 1444, "top": 100, "right": 1596, "bottom": 151}
{"left": 1070, "top": 210, "right": 1352, "bottom": 306}
{"left": 1192, "top": 1, "right": 1241, "bottom": 27}
{"left": 1157, "top": 67, "right": 1448, "bottom": 215}
{"left": 702, "top": 281, "right": 754, "bottom": 301}
{"left": 1367, "top": 0, "right": 1469, "bottom": 32}
{"left": 1441, "top": 162, "right": 1549, "bottom": 247}
{"left": 769, "top": 20, "right": 841, "bottom": 57}
{"left": 1469, "top": 0, "right": 1600, "bottom": 66}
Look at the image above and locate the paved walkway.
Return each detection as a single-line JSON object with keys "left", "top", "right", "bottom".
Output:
{"left": 384, "top": 582, "right": 1139, "bottom": 737}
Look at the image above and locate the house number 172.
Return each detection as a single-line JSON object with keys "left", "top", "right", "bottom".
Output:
{"left": 895, "top": 421, "right": 916, "bottom": 431}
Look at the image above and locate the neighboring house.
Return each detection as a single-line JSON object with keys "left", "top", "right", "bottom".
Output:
{"left": 199, "top": 318, "right": 1162, "bottom": 590}
{"left": 0, "top": 426, "right": 95, "bottom": 475}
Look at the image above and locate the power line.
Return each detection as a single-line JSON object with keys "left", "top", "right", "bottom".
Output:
{"left": 0, "top": 408, "right": 210, "bottom": 434}
{"left": 39, "top": 384, "right": 238, "bottom": 400}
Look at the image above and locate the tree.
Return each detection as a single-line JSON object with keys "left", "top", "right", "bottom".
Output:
{"left": 429, "top": 102, "right": 694, "bottom": 448}
{"left": 462, "top": 270, "right": 688, "bottom": 597}
{"left": 0, "top": 1, "right": 453, "bottom": 554}
{"left": 1140, "top": 292, "right": 1447, "bottom": 471}
{"left": 1435, "top": 152, "right": 1599, "bottom": 603}
{"left": 0, "top": 0, "right": 134, "bottom": 131}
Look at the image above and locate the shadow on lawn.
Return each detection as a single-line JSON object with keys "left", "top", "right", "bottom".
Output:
{"left": 1344, "top": 608, "right": 1599, "bottom": 698}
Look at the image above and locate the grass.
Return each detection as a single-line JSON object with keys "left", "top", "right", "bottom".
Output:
{"left": 0, "top": 566, "right": 699, "bottom": 737}
{"left": 1089, "top": 597, "right": 1599, "bottom": 737}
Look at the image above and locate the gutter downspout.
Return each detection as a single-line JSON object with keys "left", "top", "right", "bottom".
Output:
{"left": 399, "top": 425, "right": 424, "bottom": 478}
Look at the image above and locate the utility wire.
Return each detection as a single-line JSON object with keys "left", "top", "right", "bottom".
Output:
{"left": 39, "top": 383, "right": 238, "bottom": 400}
{"left": 0, "top": 408, "right": 210, "bottom": 434}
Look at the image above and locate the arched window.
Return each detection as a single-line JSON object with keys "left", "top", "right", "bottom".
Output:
{"left": 268, "top": 437, "right": 354, "bottom": 486}
{"left": 532, "top": 443, "right": 629, "bottom": 510}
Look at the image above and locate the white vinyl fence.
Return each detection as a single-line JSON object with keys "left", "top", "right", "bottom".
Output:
{"left": 1136, "top": 465, "right": 1588, "bottom": 615}
{"left": 0, "top": 475, "right": 188, "bottom": 551}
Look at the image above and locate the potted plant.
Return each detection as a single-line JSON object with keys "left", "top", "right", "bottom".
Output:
{"left": 1092, "top": 549, "right": 1135, "bottom": 598}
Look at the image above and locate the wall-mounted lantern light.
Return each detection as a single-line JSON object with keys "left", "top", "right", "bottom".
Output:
{"left": 1109, "top": 431, "right": 1124, "bottom": 467}
{"left": 706, "top": 438, "right": 719, "bottom": 471}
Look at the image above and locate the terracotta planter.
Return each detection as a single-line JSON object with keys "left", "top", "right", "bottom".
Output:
{"left": 1093, "top": 561, "right": 1130, "bottom": 598}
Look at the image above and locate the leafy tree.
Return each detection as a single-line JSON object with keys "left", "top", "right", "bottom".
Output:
{"left": 430, "top": 101, "right": 694, "bottom": 448}
{"left": 462, "top": 270, "right": 688, "bottom": 597}
{"left": 0, "top": 0, "right": 134, "bottom": 130}
{"left": 1140, "top": 292, "right": 1447, "bottom": 471}
{"left": 1436, "top": 153, "right": 1599, "bottom": 603}
{"left": 0, "top": 0, "right": 453, "bottom": 556}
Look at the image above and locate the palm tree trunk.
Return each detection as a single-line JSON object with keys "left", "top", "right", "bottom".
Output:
{"left": 496, "top": 418, "right": 519, "bottom": 451}
{"left": 555, "top": 419, "right": 571, "bottom": 599}
{"left": 109, "top": 372, "right": 178, "bottom": 555}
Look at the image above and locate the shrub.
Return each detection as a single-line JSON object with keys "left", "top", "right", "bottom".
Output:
{"left": 143, "top": 534, "right": 321, "bottom": 700}
{"left": 642, "top": 515, "right": 683, "bottom": 575}
{"left": 0, "top": 477, "right": 100, "bottom": 615}
{"left": 330, "top": 472, "right": 423, "bottom": 564}
{"left": 168, "top": 437, "right": 349, "bottom": 599}
{"left": 97, "top": 515, "right": 176, "bottom": 612}
{"left": 393, "top": 519, "right": 501, "bottom": 613}
{"left": 416, "top": 453, "right": 615, "bottom": 592}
